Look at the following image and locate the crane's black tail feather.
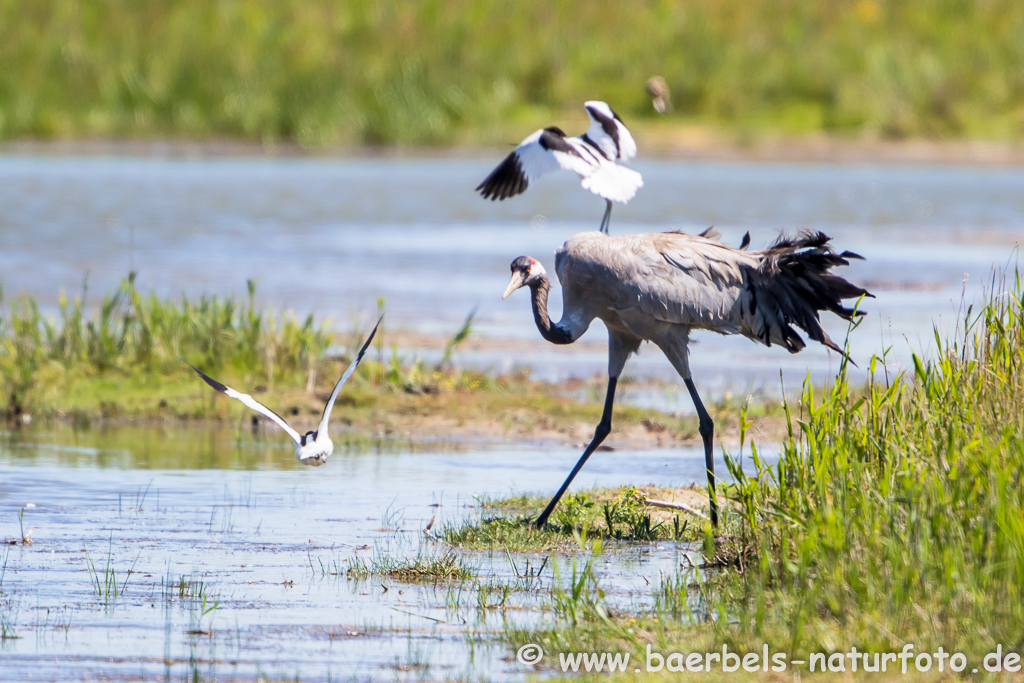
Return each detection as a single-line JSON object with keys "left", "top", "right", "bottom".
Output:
{"left": 749, "top": 231, "right": 872, "bottom": 356}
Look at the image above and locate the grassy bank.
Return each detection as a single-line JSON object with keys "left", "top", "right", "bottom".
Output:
{"left": 443, "top": 486, "right": 711, "bottom": 552}
{"left": 3, "top": 1, "right": 1024, "bottom": 145}
{"left": 0, "top": 275, "right": 767, "bottom": 444}
{"left": 0, "top": 273, "right": 339, "bottom": 420}
{"left": 488, "top": 276, "right": 1024, "bottom": 679}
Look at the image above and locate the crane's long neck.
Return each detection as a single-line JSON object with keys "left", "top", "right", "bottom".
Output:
{"left": 530, "top": 277, "right": 575, "bottom": 345}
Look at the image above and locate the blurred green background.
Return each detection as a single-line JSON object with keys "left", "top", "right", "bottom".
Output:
{"left": 2, "top": 0, "right": 1023, "bottom": 146}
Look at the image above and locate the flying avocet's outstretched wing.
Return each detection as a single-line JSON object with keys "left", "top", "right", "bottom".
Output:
{"left": 476, "top": 127, "right": 592, "bottom": 201}
{"left": 317, "top": 316, "right": 382, "bottom": 437}
{"left": 583, "top": 101, "right": 638, "bottom": 161}
{"left": 190, "top": 365, "right": 302, "bottom": 445}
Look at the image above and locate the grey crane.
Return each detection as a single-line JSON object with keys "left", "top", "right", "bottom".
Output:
{"left": 476, "top": 101, "right": 642, "bottom": 234}
{"left": 502, "top": 229, "right": 870, "bottom": 527}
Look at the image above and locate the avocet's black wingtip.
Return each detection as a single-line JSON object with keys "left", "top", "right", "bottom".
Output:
{"left": 475, "top": 152, "right": 527, "bottom": 201}
{"left": 474, "top": 179, "right": 500, "bottom": 201}
{"left": 188, "top": 363, "right": 229, "bottom": 394}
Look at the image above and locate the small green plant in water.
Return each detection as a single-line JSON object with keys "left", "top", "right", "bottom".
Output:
{"left": 186, "top": 592, "right": 219, "bottom": 636}
{"left": 602, "top": 487, "right": 664, "bottom": 541}
{"left": 0, "top": 600, "right": 18, "bottom": 641}
{"left": 550, "top": 558, "right": 611, "bottom": 629}
{"left": 553, "top": 492, "right": 594, "bottom": 531}
{"left": 0, "top": 547, "right": 8, "bottom": 588}
{"left": 85, "top": 536, "right": 141, "bottom": 605}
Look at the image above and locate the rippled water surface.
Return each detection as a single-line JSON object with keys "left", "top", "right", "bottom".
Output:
{"left": 0, "top": 425, "right": 715, "bottom": 682}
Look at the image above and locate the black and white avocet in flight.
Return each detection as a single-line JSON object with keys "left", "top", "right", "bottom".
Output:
{"left": 190, "top": 318, "right": 381, "bottom": 466}
{"left": 476, "top": 101, "right": 642, "bottom": 234}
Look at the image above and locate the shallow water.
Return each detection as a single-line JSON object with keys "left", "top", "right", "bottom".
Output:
{"left": 0, "top": 425, "right": 729, "bottom": 681}
{"left": 1, "top": 154, "right": 1019, "bottom": 680}
{"left": 0, "top": 155, "right": 1020, "bottom": 400}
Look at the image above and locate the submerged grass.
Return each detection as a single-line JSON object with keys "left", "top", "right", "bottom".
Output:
{"left": 85, "top": 536, "right": 141, "bottom": 605}
{"left": 162, "top": 572, "right": 213, "bottom": 602}
{"left": 158, "top": 568, "right": 220, "bottom": 635}
{"left": 505, "top": 276, "right": 1024, "bottom": 678}
{"left": 0, "top": 550, "right": 15, "bottom": 640}
{"left": 443, "top": 515, "right": 571, "bottom": 554}
{"left": 0, "top": 597, "right": 17, "bottom": 640}
{"left": 346, "top": 550, "right": 474, "bottom": 582}
{"left": 4, "top": 2, "right": 1024, "bottom": 144}
{"left": 441, "top": 552, "right": 549, "bottom": 617}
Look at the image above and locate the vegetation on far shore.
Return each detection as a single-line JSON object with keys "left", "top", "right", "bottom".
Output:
{"left": 4, "top": 1, "right": 1024, "bottom": 146}
{"left": 481, "top": 276, "right": 1024, "bottom": 679}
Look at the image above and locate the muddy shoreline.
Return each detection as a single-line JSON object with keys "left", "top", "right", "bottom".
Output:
{"left": 13, "top": 401, "right": 790, "bottom": 453}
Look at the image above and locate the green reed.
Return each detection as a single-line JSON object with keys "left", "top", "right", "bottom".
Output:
{"left": 715, "top": 273, "right": 1024, "bottom": 659}
{"left": 0, "top": 274, "right": 334, "bottom": 414}
{"left": 2, "top": 274, "right": 328, "bottom": 375}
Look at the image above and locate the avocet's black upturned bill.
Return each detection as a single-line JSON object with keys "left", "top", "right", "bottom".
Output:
{"left": 476, "top": 101, "right": 642, "bottom": 234}
{"left": 190, "top": 318, "right": 381, "bottom": 467}
{"left": 503, "top": 229, "right": 871, "bottom": 528}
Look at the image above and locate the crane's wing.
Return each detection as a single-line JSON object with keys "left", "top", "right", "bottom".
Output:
{"left": 189, "top": 365, "right": 301, "bottom": 445}
{"left": 556, "top": 232, "right": 750, "bottom": 334}
{"left": 615, "top": 233, "right": 752, "bottom": 330}
{"left": 584, "top": 101, "right": 638, "bottom": 161}
{"left": 317, "top": 316, "right": 381, "bottom": 437}
{"left": 476, "top": 128, "right": 592, "bottom": 200}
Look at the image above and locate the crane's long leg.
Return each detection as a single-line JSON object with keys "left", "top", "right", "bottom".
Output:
{"left": 535, "top": 376, "right": 617, "bottom": 528}
{"left": 599, "top": 200, "right": 612, "bottom": 234}
{"left": 684, "top": 378, "right": 719, "bottom": 527}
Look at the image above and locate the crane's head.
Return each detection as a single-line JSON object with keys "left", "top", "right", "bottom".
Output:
{"left": 503, "top": 256, "right": 547, "bottom": 299}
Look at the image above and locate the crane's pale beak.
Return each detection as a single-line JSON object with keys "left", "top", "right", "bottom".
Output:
{"left": 503, "top": 271, "right": 527, "bottom": 299}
